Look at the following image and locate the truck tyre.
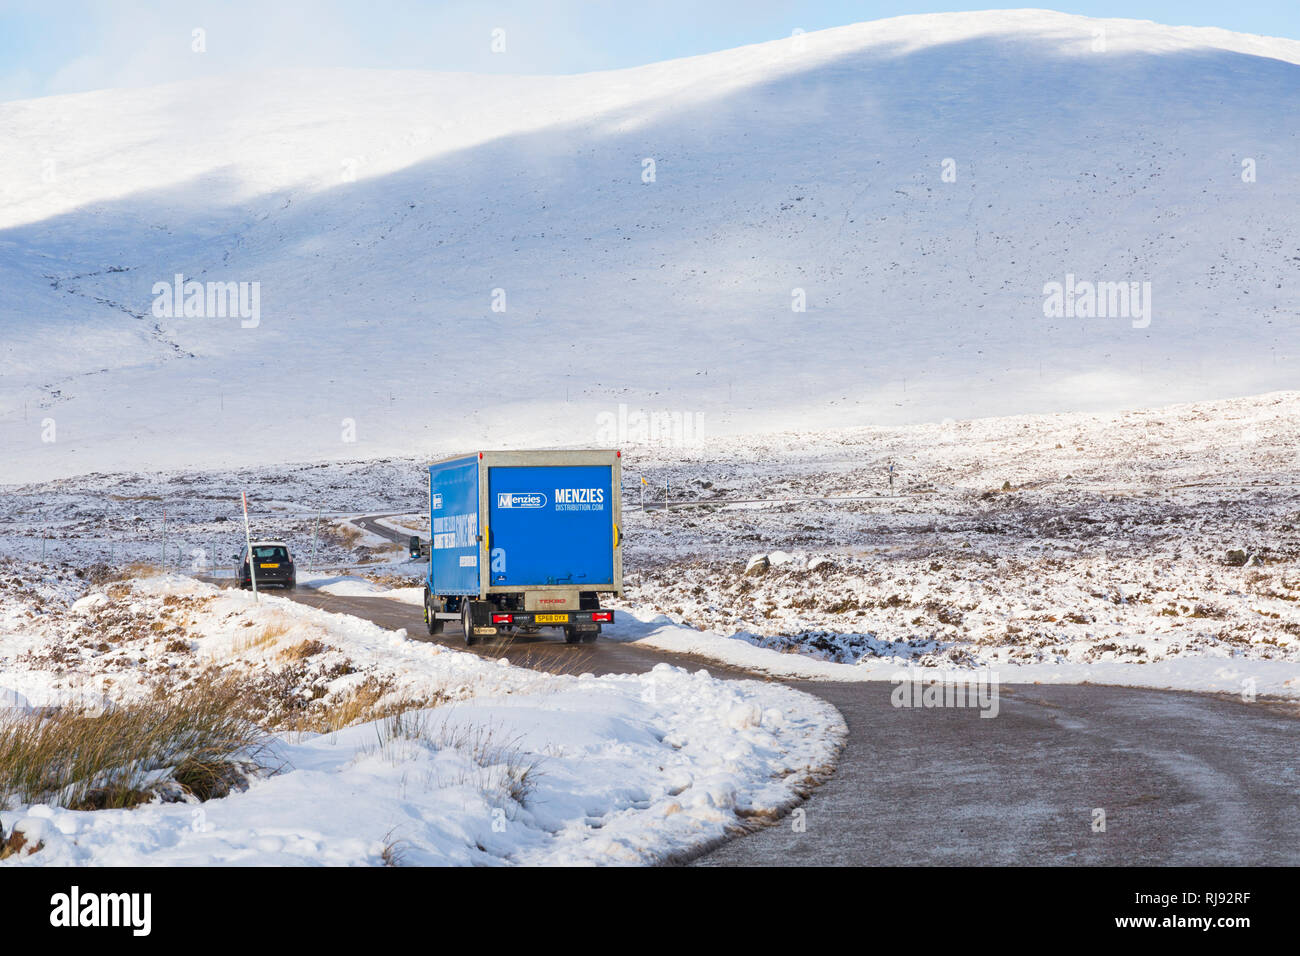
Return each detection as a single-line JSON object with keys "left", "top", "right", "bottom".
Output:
{"left": 581, "top": 629, "right": 598, "bottom": 644}
{"left": 462, "top": 602, "right": 477, "bottom": 646}
{"left": 563, "top": 626, "right": 580, "bottom": 644}
{"left": 424, "top": 594, "right": 444, "bottom": 636}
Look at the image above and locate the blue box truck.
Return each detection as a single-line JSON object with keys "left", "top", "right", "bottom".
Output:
{"left": 422, "top": 450, "right": 623, "bottom": 645}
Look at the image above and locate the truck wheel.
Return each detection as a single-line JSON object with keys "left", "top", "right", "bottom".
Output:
{"left": 581, "top": 629, "right": 599, "bottom": 644}
{"left": 563, "top": 626, "right": 580, "bottom": 644}
{"left": 424, "top": 595, "right": 444, "bottom": 636}
{"left": 462, "top": 602, "right": 477, "bottom": 646}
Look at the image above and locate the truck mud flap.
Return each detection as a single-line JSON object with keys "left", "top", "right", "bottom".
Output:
{"left": 465, "top": 600, "right": 498, "bottom": 636}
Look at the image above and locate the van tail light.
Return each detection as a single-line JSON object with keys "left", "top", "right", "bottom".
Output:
{"left": 491, "top": 613, "right": 513, "bottom": 625}
{"left": 591, "top": 611, "right": 613, "bottom": 622}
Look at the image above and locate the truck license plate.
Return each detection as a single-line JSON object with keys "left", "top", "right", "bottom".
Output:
{"left": 535, "top": 614, "right": 569, "bottom": 623}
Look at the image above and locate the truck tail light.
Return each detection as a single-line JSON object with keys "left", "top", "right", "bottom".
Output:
{"left": 591, "top": 611, "right": 612, "bottom": 622}
{"left": 491, "top": 613, "right": 513, "bottom": 625}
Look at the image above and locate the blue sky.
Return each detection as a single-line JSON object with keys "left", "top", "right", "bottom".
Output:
{"left": 2, "top": 1, "right": 1298, "bottom": 101}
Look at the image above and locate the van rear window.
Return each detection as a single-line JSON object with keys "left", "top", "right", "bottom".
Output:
{"left": 252, "top": 546, "right": 289, "bottom": 562}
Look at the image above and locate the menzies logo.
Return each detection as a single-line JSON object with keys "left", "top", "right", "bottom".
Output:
{"left": 555, "top": 487, "right": 605, "bottom": 511}
{"left": 497, "top": 492, "right": 547, "bottom": 509}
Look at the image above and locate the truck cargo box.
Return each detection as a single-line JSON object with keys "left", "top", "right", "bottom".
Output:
{"left": 426, "top": 450, "right": 623, "bottom": 600}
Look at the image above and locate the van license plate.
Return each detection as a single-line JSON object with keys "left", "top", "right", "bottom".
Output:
{"left": 535, "top": 614, "right": 568, "bottom": 623}
{"left": 260, "top": 563, "right": 279, "bottom": 568}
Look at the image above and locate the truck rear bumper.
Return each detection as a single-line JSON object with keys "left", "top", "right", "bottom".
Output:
{"left": 487, "top": 610, "right": 613, "bottom": 628}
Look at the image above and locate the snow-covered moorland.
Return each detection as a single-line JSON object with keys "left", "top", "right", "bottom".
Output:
{"left": 609, "top": 391, "right": 1300, "bottom": 694}
{"left": 0, "top": 571, "right": 843, "bottom": 865}
{"left": 2, "top": 391, "right": 1297, "bottom": 698}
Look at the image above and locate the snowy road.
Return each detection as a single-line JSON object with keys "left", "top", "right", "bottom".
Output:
{"left": 271, "top": 516, "right": 1300, "bottom": 865}
{"left": 700, "top": 682, "right": 1300, "bottom": 866}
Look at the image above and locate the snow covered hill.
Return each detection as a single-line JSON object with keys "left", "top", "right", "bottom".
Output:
{"left": 2, "top": 9, "right": 1297, "bottom": 481}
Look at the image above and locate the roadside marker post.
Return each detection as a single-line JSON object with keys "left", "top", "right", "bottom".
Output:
{"left": 309, "top": 510, "right": 320, "bottom": 571}
{"left": 241, "top": 492, "right": 259, "bottom": 602}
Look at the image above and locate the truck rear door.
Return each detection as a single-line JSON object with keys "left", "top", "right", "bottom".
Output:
{"left": 487, "top": 464, "right": 614, "bottom": 588}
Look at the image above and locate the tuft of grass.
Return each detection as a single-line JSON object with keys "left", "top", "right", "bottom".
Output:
{"left": 284, "top": 676, "right": 450, "bottom": 735}
{"left": 0, "top": 680, "right": 272, "bottom": 812}
{"left": 371, "top": 711, "right": 541, "bottom": 809}
{"left": 233, "top": 618, "right": 293, "bottom": 656}
{"left": 380, "top": 827, "right": 410, "bottom": 867}
{"left": 279, "top": 639, "right": 327, "bottom": 662}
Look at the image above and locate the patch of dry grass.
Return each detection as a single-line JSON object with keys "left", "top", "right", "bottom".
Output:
{"left": 0, "top": 680, "right": 272, "bottom": 812}
{"left": 332, "top": 523, "right": 365, "bottom": 549}
{"left": 362, "top": 572, "right": 419, "bottom": 589}
{"left": 279, "top": 639, "right": 327, "bottom": 662}
{"left": 284, "top": 676, "right": 451, "bottom": 735}
{"left": 86, "top": 561, "right": 163, "bottom": 587}
{"left": 233, "top": 618, "right": 293, "bottom": 656}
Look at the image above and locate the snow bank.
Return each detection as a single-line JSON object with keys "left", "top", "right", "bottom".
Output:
{"left": 299, "top": 572, "right": 422, "bottom": 605}
{"left": 610, "top": 606, "right": 1300, "bottom": 698}
{"left": 0, "top": 575, "right": 843, "bottom": 866}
